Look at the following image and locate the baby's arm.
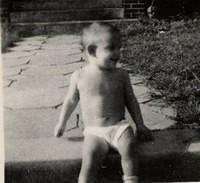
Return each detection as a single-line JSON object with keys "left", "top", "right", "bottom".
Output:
{"left": 54, "top": 70, "right": 80, "bottom": 137}
{"left": 123, "top": 71, "right": 153, "bottom": 140}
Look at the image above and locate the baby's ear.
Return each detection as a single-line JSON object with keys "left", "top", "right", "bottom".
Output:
{"left": 88, "top": 44, "right": 97, "bottom": 57}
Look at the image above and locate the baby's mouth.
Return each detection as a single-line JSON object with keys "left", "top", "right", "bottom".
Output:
{"left": 110, "top": 58, "right": 118, "bottom": 62}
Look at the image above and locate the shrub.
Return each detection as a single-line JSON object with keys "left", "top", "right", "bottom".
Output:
{"left": 145, "top": 0, "right": 200, "bottom": 18}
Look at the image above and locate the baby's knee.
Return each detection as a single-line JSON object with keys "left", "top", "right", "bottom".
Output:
{"left": 123, "top": 175, "right": 138, "bottom": 183}
{"left": 78, "top": 167, "right": 95, "bottom": 183}
{"left": 120, "top": 140, "right": 138, "bottom": 159}
{"left": 78, "top": 174, "right": 91, "bottom": 183}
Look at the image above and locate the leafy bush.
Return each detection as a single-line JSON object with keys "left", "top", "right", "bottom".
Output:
{"left": 119, "top": 17, "right": 200, "bottom": 125}
{"left": 145, "top": 0, "right": 200, "bottom": 17}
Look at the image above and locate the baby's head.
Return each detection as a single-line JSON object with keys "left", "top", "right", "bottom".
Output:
{"left": 81, "top": 22, "right": 121, "bottom": 69}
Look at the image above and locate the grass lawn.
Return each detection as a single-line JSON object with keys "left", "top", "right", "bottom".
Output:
{"left": 119, "top": 16, "right": 200, "bottom": 128}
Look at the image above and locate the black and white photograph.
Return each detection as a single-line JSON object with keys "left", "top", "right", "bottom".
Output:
{"left": 1, "top": 0, "right": 200, "bottom": 183}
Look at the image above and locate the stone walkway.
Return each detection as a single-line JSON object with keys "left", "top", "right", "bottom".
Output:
{"left": 3, "top": 34, "right": 176, "bottom": 141}
{"left": 3, "top": 34, "right": 178, "bottom": 159}
{"left": 3, "top": 34, "right": 200, "bottom": 183}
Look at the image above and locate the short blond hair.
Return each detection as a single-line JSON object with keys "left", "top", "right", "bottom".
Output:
{"left": 81, "top": 22, "right": 121, "bottom": 52}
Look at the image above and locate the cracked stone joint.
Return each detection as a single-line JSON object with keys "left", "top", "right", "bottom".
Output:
{"left": 59, "top": 85, "right": 69, "bottom": 88}
{"left": 7, "top": 79, "right": 17, "bottom": 87}
{"left": 10, "top": 57, "right": 33, "bottom": 68}
{"left": 63, "top": 59, "right": 84, "bottom": 66}
{"left": 65, "top": 114, "right": 80, "bottom": 132}
{"left": 53, "top": 103, "right": 63, "bottom": 109}
{"left": 19, "top": 68, "right": 28, "bottom": 75}
{"left": 140, "top": 98, "right": 154, "bottom": 104}
{"left": 133, "top": 81, "right": 144, "bottom": 85}
{"left": 4, "top": 102, "right": 63, "bottom": 110}
{"left": 63, "top": 71, "right": 73, "bottom": 76}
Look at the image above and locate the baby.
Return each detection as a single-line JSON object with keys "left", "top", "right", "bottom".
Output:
{"left": 54, "top": 22, "right": 152, "bottom": 183}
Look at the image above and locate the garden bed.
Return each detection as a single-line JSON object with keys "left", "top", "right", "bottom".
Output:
{"left": 119, "top": 16, "right": 200, "bottom": 128}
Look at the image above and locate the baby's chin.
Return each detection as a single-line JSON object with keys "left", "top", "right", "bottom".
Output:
{"left": 100, "top": 60, "right": 118, "bottom": 69}
{"left": 98, "top": 64, "right": 117, "bottom": 70}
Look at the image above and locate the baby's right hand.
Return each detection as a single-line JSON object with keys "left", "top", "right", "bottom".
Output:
{"left": 54, "top": 123, "right": 65, "bottom": 137}
{"left": 137, "top": 125, "right": 154, "bottom": 142}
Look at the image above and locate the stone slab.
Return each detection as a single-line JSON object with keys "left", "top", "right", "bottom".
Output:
{"left": 41, "top": 44, "right": 82, "bottom": 51}
{"left": 5, "top": 36, "right": 47, "bottom": 49}
{"left": 4, "top": 87, "right": 67, "bottom": 109}
{"left": 141, "top": 104, "right": 176, "bottom": 130}
{"left": 14, "top": 39, "right": 46, "bottom": 47}
{"left": 5, "top": 137, "right": 82, "bottom": 162}
{"left": 5, "top": 127, "right": 200, "bottom": 182}
{"left": 6, "top": 73, "right": 67, "bottom": 88}
{"left": 2, "top": 51, "right": 35, "bottom": 59}
{"left": 2, "top": 67, "right": 21, "bottom": 77}
{"left": 41, "top": 35, "right": 81, "bottom": 50}
{"left": 44, "top": 35, "right": 80, "bottom": 45}
{"left": 4, "top": 106, "right": 81, "bottom": 139}
{"left": 2, "top": 56, "right": 32, "bottom": 68}
{"left": 8, "top": 46, "right": 41, "bottom": 53}
{"left": 133, "top": 84, "right": 150, "bottom": 103}
{"left": 35, "top": 48, "right": 83, "bottom": 56}
{"left": 21, "top": 64, "right": 84, "bottom": 76}
{"left": 5, "top": 129, "right": 200, "bottom": 161}
{"left": 4, "top": 109, "right": 59, "bottom": 139}
{"left": 29, "top": 53, "right": 84, "bottom": 66}
{"left": 22, "top": 36, "right": 48, "bottom": 42}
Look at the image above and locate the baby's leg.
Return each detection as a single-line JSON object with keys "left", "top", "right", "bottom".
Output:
{"left": 117, "top": 127, "right": 138, "bottom": 183}
{"left": 79, "top": 135, "right": 109, "bottom": 183}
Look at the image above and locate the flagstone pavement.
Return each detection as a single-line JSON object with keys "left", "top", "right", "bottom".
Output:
{"left": 3, "top": 34, "right": 200, "bottom": 183}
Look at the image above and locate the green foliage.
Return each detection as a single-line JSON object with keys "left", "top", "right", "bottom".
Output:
{"left": 120, "top": 17, "right": 200, "bottom": 125}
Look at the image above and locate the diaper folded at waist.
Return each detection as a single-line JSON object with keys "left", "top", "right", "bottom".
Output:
{"left": 83, "top": 120, "right": 133, "bottom": 149}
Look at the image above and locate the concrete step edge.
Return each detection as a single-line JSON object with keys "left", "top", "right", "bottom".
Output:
{"left": 11, "top": 18, "right": 138, "bottom": 26}
{"left": 11, "top": 8, "right": 124, "bottom": 13}
{"left": 9, "top": 19, "right": 138, "bottom": 37}
{"left": 10, "top": 8, "right": 124, "bottom": 23}
{"left": 5, "top": 129, "right": 200, "bottom": 163}
{"left": 11, "top": 0, "right": 122, "bottom": 10}
{"left": 5, "top": 148, "right": 200, "bottom": 182}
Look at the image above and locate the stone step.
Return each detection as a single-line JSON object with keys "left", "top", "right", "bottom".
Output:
{"left": 10, "top": 19, "right": 136, "bottom": 38}
{"left": 10, "top": 8, "right": 124, "bottom": 23}
{"left": 11, "top": 0, "right": 122, "bottom": 11}
{"left": 5, "top": 129, "right": 200, "bottom": 183}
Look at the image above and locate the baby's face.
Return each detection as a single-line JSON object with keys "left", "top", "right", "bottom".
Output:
{"left": 95, "top": 32, "right": 121, "bottom": 70}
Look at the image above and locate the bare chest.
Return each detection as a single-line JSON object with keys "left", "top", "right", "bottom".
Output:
{"left": 78, "top": 73, "right": 124, "bottom": 96}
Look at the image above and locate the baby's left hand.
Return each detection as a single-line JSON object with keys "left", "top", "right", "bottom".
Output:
{"left": 54, "top": 123, "right": 65, "bottom": 137}
{"left": 137, "top": 125, "right": 154, "bottom": 142}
